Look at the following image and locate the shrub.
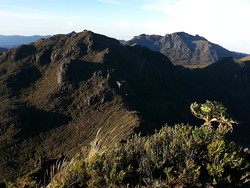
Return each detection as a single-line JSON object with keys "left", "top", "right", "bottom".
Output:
{"left": 78, "top": 101, "right": 248, "bottom": 187}
{"left": 19, "top": 101, "right": 250, "bottom": 187}
{"left": 53, "top": 122, "right": 249, "bottom": 187}
{"left": 111, "top": 125, "right": 247, "bottom": 187}
{"left": 190, "top": 100, "right": 237, "bottom": 131}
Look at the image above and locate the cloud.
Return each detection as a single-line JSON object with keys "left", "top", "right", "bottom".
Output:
{"left": 0, "top": 6, "right": 88, "bottom": 36}
{"left": 141, "top": 0, "right": 179, "bottom": 11}
{"left": 141, "top": 0, "right": 250, "bottom": 38}
{"left": 139, "top": 0, "right": 250, "bottom": 52}
{"left": 0, "top": 10, "right": 61, "bottom": 21}
{"left": 117, "top": 20, "right": 129, "bottom": 28}
{"left": 67, "top": 20, "right": 74, "bottom": 27}
{"left": 0, "top": 5, "right": 39, "bottom": 12}
{"left": 0, "top": 4, "right": 63, "bottom": 21}
{"left": 98, "top": 0, "right": 121, "bottom": 5}
{"left": 141, "top": 0, "right": 249, "bottom": 23}
{"left": 0, "top": 9, "right": 87, "bottom": 26}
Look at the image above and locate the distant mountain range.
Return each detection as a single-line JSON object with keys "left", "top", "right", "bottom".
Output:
{"left": 1, "top": 30, "right": 250, "bottom": 182}
{"left": 0, "top": 34, "right": 51, "bottom": 49}
{"left": 1, "top": 32, "right": 248, "bottom": 68}
{"left": 0, "top": 47, "right": 7, "bottom": 55}
{"left": 122, "top": 32, "right": 248, "bottom": 67}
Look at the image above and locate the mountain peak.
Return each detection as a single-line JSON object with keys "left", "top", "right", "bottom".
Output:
{"left": 123, "top": 32, "right": 247, "bottom": 67}
{"left": 167, "top": 32, "right": 208, "bottom": 42}
{"left": 171, "top": 31, "right": 191, "bottom": 36}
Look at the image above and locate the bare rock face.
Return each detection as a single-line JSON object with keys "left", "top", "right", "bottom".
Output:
{"left": 123, "top": 32, "right": 248, "bottom": 67}
{"left": 57, "top": 59, "right": 71, "bottom": 85}
{"left": 50, "top": 49, "right": 61, "bottom": 62}
{"left": 36, "top": 49, "right": 52, "bottom": 66}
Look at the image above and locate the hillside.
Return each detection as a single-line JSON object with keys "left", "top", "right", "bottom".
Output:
{"left": 240, "top": 55, "right": 250, "bottom": 62}
{"left": 1, "top": 30, "right": 250, "bottom": 183}
{"left": 122, "top": 32, "right": 248, "bottom": 67}
{"left": 0, "top": 34, "right": 51, "bottom": 49}
{"left": 0, "top": 30, "right": 174, "bottom": 181}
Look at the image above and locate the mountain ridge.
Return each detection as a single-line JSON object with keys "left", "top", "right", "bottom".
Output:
{"left": 0, "top": 34, "right": 51, "bottom": 49}
{"left": 122, "top": 32, "right": 248, "bottom": 67}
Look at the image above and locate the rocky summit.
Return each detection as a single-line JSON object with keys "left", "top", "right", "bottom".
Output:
{"left": 122, "top": 32, "right": 248, "bottom": 67}
{"left": 0, "top": 30, "right": 250, "bottom": 182}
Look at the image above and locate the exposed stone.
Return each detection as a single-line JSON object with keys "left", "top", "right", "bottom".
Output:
{"left": 36, "top": 49, "right": 52, "bottom": 66}
{"left": 51, "top": 50, "right": 61, "bottom": 62}
{"left": 57, "top": 59, "right": 72, "bottom": 84}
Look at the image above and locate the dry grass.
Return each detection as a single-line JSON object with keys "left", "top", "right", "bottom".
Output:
{"left": 44, "top": 158, "right": 69, "bottom": 186}
{"left": 239, "top": 55, "right": 250, "bottom": 62}
{"left": 87, "top": 126, "right": 121, "bottom": 161}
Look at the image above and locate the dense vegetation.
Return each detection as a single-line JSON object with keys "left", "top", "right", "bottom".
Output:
{"left": 9, "top": 101, "right": 250, "bottom": 188}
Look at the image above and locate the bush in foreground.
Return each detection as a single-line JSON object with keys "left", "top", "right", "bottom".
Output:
{"left": 13, "top": 101, "right": 250, "bottom": 187}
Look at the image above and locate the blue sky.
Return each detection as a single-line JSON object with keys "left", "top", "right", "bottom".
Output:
{"left": 0, "top": 0, "right": 250, "bottom": 53}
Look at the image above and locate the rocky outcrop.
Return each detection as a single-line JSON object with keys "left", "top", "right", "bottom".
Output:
{"left": 36, "top": 49, "right": 52, "bottom": 66}
{"left": 57, "top": 59, "right": 72, "bottom": 85}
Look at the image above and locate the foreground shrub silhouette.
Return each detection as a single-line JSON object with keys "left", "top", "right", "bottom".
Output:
{"left": 16, "top": 101, "right": 250, "bottom": 187}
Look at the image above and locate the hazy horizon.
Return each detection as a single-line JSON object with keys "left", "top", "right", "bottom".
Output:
{"left": 0, "top": 0, "right": 249, "bottom": 53}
